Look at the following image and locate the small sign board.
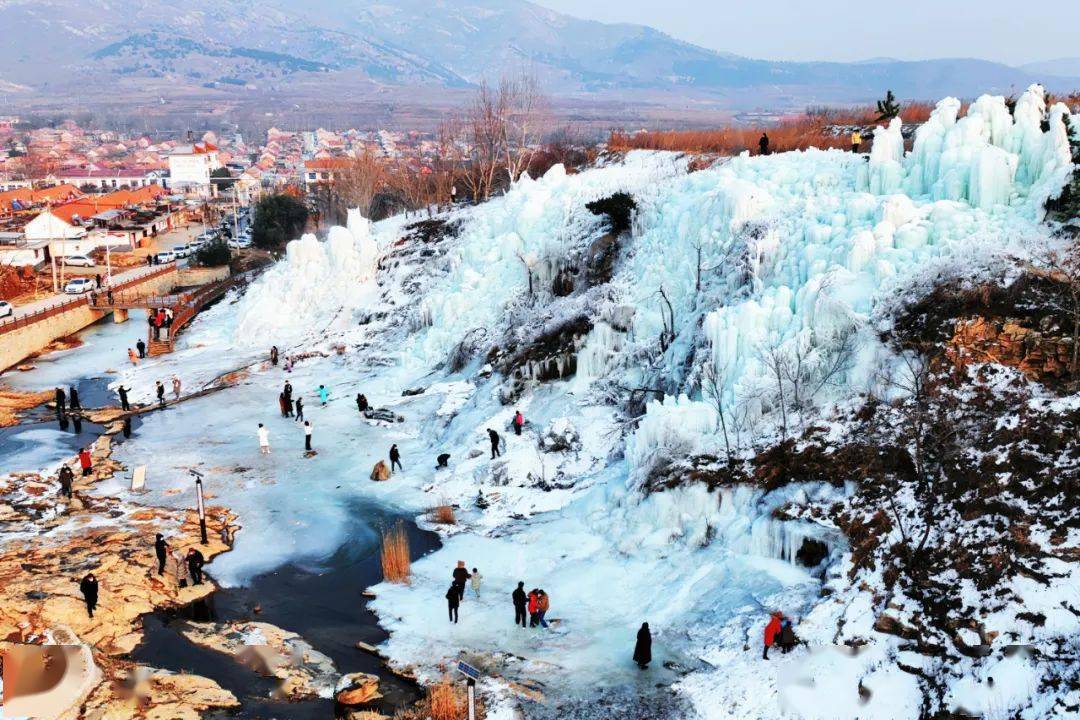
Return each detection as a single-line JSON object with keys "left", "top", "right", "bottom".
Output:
{"left": 456, "top": 660, "right": 480, "bottom": 681}
{"left": 130, "top": 465, "right": 146, "bottom": 492}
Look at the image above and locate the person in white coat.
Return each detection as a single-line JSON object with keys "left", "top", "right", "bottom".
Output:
{"left": 257, "top": 423, "right": 271, "bottom": 454}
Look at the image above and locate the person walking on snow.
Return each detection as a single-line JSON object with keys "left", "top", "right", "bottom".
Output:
{"left": 389, "top": 444, "right": 402, "bottom": 473}
{"left": 79, "top": 448, "right": 93, "bottom": 477}
{"left": 356, "top": 393, "right": 369, "bottom": 413}
{"left": 851, "top": 130, "right": 862, "bottom": 153}
{"left": 257, "top": 424, "right": 271, "bottom": 454}
{"left": 136, "top": 339, "right": 146, "bottom": 358}
{"left": 634, "top": 622, "right": 652, "bottom": 669}
{"left": 172, "top": 376, "right": 181, "bottom": 401}
{"left": 294, "top": 397, "right": 304, "bottom": 422}
{"left": 452, "top": 561, "right": 470, "bottom": 601}
{"left": 470, "top": 568, "right": 482, "bottom": 598}
{"left": 512, "top": 410, "right": 524, "bottom": 436}
{"left": 58, "top": 465, "right": 74, "bottom": 499}
{"left": 304, "top": 421, "right": 313, "bottom": 452}
{"left": 763, "top": 611, "right": 783, "bottom": 659}
{"left": 156, "top": 381, "right": 166, "bottom": 408}
{"left": 270, "top": 346, "right": 279, "bottom": 366}
{"left": 69, "top": 386, "right": 80, "bottom": 410}
{"left": 117, "top": 385, "right": 130, "bottom": 411}
{"left": 318, "top": 385, "right": 329, "bottom": 406}
{"left": 512, "top": 582, "right": 528, "bottom": 628}
{"left": 487, "top": 428, "right": 501, "bottom": 458}
{"left": 187, "top": 548, "right": 205, "bottom": 585}
{"left": 446, "top": 583, "right": 460, "bottom": 623}
{"left": 154, "top": 533, "right": 168, "bottom": 575}
{"left": 79, "top": 573, "right": 99, "bottom": 618}
{"left": 758, "top": 132, "right": 770, "bottom": 156}
{"left": 527, "top": 589, "right": 540, "bottom": 627}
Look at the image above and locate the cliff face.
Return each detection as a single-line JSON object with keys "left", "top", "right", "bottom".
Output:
{"left": 949, "top": 316, "right": 1075, "bottom": 382}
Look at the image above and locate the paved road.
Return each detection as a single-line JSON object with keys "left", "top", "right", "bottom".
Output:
{"left": 6, "top": 264, "right": 177, "bottom": 322}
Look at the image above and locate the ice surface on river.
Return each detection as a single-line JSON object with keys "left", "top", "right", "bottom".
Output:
{"left": 6, "top": 85, "right": 1074, "bottom": 719}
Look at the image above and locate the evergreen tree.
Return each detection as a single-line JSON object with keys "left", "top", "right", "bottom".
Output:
{"left": 876, "top": 90, "right": 901, "bottom": 122}
{"left": 251, "top": 194, "right": 309, "bottom": 251}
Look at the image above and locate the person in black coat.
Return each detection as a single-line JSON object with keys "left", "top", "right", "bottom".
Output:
{"left": 187, "top": 548, "right": 205, "bottom": 585}
{"left": 294, "top": 397, "right": 304, "bottom": 422}
{"left": 58, "top": 465, "right": 74, "bottom": 499}
{"left": 136, "top": 339, "right": 146, "bottom": 358}
{"left": 117, "top": 385, "right": 130, "bottom": 411}
{"left": 446, "top": 583, "right": 460, "bottom": 623}
{"left": 758, "top": 132, "right": 770, "bottom": 156}
{"left": 452, "top": 561, "right": 470, "bottom": 601}
{"left": 156, "top": 381, "right": 166, "bottom": 408}
{"left": 80, "top": 574, "right": 99, "bottom": 618}
{"left": 389, "top": 444, "right": 402, "bottom": 472}
{"left": 436, "top": 453, "right": 451, "bottom": 468}
{"left": 55, "top": 387, "right": 66, "bottom": 414}
{"left": 154, "top": 534, "right": 168, "bottom": 575}
{"left": 633, "top": 622, "right": 652, "bottom": 669}
{"left": 487, "top": 428, "right": 501, "bottom": 458}
{"left": 512, "top": 581, "right": 528, "bottom": 628}
{"left": 356, "top": 393, "right": 369, "bottom": 413}
{"left": 69, "top": 386, "right": 80, "bottom": 410}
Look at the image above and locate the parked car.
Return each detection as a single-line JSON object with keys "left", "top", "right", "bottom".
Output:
{"left": 61, "top": 254, "right": 94, "bottom": 268}
{"left": 154, "top": 251, "right": 176, "bottom": 264}
{"left": 196, "top": 232, "right": 216, "bottom": 243}
{"left": 64, "top": 277, "right": 96, "bottom": 294}
{"left": 172, "top": 244, "right": 191, "bottom": 258}
{"left": 0, "top": 300, "right": 13, "bottom": 318}
{"left": 227, "top": 237, "right": 251, "bottom": 249}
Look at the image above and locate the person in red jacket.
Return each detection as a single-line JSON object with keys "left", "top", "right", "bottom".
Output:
{"left": 527, "top": 589, "right": 540, "bottom": 627}
{"left": 763, "top": 611, "right": 783, "bottom": 659}
{"left": 78, "top": 448, "right": 93, "bottom": 477}
{"left": 512, "top": 410, "right": 524, "bottom": 436}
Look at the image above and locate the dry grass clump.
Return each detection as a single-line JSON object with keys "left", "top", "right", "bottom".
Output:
{"left": 429, "top": 502, "right": 457, "bottom": 525}
{"left": 427, "top": 679, "right": 466, "bottom": 720}
{"left": 380, "top": 520, "right": 411, "bottom": 584}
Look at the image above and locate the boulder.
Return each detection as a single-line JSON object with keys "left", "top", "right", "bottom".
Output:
{"left": 335, "top": 672, "right": 382, "bottom": 707}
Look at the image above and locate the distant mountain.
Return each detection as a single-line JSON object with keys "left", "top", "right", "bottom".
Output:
{"left": 0, "top": 0, "right": 1075, "bottom": 111}
{"left": 1020, "top": 58, "right": 1080, "bottom": 79}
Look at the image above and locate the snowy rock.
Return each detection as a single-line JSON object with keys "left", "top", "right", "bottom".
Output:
{"left": 334, "top": 672, "right": 382, "bottom": 707}
{"left": 538, "top": 418, "right": 581, "bottom": 453}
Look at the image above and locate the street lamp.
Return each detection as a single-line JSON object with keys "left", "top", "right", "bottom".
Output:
{"left": 190, "top": 469, "right": 207, "bottom": 544}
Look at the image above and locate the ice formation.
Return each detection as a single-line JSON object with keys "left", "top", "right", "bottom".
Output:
{"left": 17, "top": 84, "right": 1072, "bottom": 719}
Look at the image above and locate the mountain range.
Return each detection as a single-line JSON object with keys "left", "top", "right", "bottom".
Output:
{"left": 0, "top": 0, "right": 1076, "bottom": 117}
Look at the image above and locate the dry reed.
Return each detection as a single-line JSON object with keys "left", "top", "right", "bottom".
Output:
{"left": 427, "top": 679, "right": 466, "bottom": 720}
{"left": 430, "top": 503, "right": 457, "bottom": 525}
{"left": 380, "top": 520, "right": 411, "bottom": 584}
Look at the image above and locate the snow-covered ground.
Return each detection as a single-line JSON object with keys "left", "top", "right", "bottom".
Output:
{"left": 7, "top": 85, "right": 1076, "bottom": 718}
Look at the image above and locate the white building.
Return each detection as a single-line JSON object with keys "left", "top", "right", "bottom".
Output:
{"left": 167, "top": 142, "right": 222, "bottom": 197}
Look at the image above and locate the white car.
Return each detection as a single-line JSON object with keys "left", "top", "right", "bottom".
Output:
{"left": 0, "top": 300, "right": 13, "bottom": 318}
{"left": 64, "top": 277, "right": 96, "bottom": 294}
{"left": 154, "top": 251, "right": 176, "bottom": 264}
{"left": 227, "top": 238, "right": 250, "bottom": 249}
{"left": 61, "top": 254, "right": 95, "bottom": 268}
{"left": 172, "top": 244, "right": 190, "bottom": 258}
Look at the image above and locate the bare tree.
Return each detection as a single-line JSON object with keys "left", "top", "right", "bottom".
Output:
{"left": 702, "top": 360, "right": 734, "bottom": 465}
{"left": 462, "top": 79, "right": 508, "bottom": 204}
{"left": 657, "top": 286, "right": 676, "bottom": 351}
{"left": 334, "top": 151, "right": 388, "bottom": 218}
{"left": 758, "top": 343, "right": 791, "bottom": 439}
{"left": 501, "top": 70, "right": 550, "bottom": 183}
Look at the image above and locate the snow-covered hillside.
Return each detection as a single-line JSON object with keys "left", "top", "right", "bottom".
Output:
{"left": 111, "top": 85, "right": 1077, "bottom": 719}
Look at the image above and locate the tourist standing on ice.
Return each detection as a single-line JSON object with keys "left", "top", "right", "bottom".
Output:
{"left": 128, "top": 347, "right": 139, "bottom": 365}
{"left": 117, "top": 385, "right": 130, "bottom": 411}
{"left": 437, "top": 453, "right": 450, "bottom": 468}
{"left": 270, "top": 346, "right": 279, "bottom": 366}
{"left": 55, "top": 387, "right": 66, "bottom": 414}
{"left": 318, "top": 384, "right": 329, "bottom": 406}
{"left": 470, "top": 568, "right": 482, "bottom": 598}
{"left": 389, "top": 444, "right": 402, "bottom": 472}
{"left": 634, "top": 623, "right": 652, "bottom": 669}
{"left": 172, "top": 548, "right": 190, "bottom": 588}
{"left": 257, "top": 423, "right": 271, "bottom": 454}
{"left": 763, "top": 611, "right": 783, "bottom": 659}
{"left": 304, "top": 421, "right": 313, "bottom": 451}
{"left": 278, "top": 392, "right": 288, "bottom": 417}
{"left": 137, "top": 339, "right": 146, "bottom": 358}
{"left": 187, "top": 548, "right": 205, "bottom": 585}
{"left": 79, "top": 448, "right": 93, "bottom": 477}
{"left": 536, "top": 589, "right": 550, "bottom": 628}
{"left": 356, "top": 393, "right": 369, "bottom": 413}
{"left": 779, "top": 617, "right": 798, "bottom": 653}
{"left": 283, "top": 381, "right": 293, "bottom": 416}
{"left": 58, "top": 465, "right": 74, "bottom": 499}
{"left": 758, "top": 132, "right": 769, "bottom": 155}
{"left": 156, "top": 380, "right": 166, "bottom": 408}
{"left": 513, "top": 582, "right": 528, "bottom": 628}
{"left": 527, "top": 589, "right": 539, "bottom": 627}
{"left": 851, "top": 131, "right": 862, "bottom": 153}
{"left": 295, "top": 397, "right": 304, "bottom": 422}
{"left": 512, "top": 410, "right": 524, "bottom": 436}
{"left": 452, "top": 561, "right": 470, "bottom": 601}
{"left": 154, "top": 533, "right": 168, "bottom": 575}
{"left": 79, "top": 573, "right": 99, "bottom": 618}
{"left": 487, "top": 428, "right": 501, "bottom": 458}
{"left": 172, "top": 376, "right": 181, "bottom": 401}
{"left": 69, "top": 386, "right": 80, "bottom": 410}
{"left": 446, "top": 583, "right": 460, "bottom": 623}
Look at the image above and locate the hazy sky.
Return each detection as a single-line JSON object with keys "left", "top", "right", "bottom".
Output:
{"left": 533, "top": 0, "right": 1077, "bottom": 66}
